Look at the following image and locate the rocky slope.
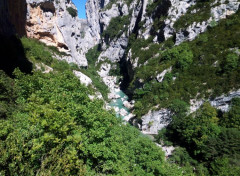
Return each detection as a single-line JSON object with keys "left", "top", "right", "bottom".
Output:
{"left": 2, "top": 0, "right": 239, "bottom": 134}
{"left": 84, "top": 0, "right": 240, "bottom": 134}
{"left": 25, "top": 0, "right": 99, "bottom": 67}
{"left": 1, "top": 0, "right": 240, "bottom": 173}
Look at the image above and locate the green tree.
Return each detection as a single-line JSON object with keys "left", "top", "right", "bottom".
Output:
{"left": 221, "top": 98, "right": 240, "bottom": 129}
{"left": 224, "top": 53, "right": 239, "bottom": 72}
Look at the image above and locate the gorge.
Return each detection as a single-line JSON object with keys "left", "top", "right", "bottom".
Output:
{"left": 0, "top": 0, "right": 240, "bottom": 175}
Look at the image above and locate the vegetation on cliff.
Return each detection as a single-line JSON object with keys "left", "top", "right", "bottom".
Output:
{"left": 1, "top": 0, "right": 240, "bottom": 175}
{"left": 125, "top": 9, "right": 240, "bottom": 176}
{"left": 0, "top": 38, "right": 185, "bottom": 175}
{"left": 130, "top": 11, "right": 240, "bottom": 117}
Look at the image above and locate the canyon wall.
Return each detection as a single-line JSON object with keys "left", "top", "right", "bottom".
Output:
{"left": 25, "top": 0, "right": 99, "bottom": 67}
{"left": 85, "top": 0, "right": 240, "bottom": 134}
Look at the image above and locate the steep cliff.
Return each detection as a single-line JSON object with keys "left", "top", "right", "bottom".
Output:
{"left": 25, "top": 0, "right": 99, "bottom": 67}
{"left": 83, "top": 0, "right": 240, "bottom": 135}
{"left": 3, "top": 0, "right": 237, "bottom": 134}
{"left": 1, "top": 0, "right": 240, "bottom": 175}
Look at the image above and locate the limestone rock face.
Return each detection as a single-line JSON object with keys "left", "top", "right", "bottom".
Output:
{"left": 175, "top": 0, "right": 240, "bottom": 44}
{"left": 210, "top": 90, "right": 240, "bottom": 112}
{"left": 85, "top": 0, "right": 102, "bottom": 42}
{"left": 164, "top": 0, "right": 196, "bottom": 40}
{"left": 73, "top": 70, "right": 92, "bottom": 86}
{"left": 99, "top": 3, "right": 128, "bottom": 32}
{"left": 98, "top": 33, "right": 129, "bottom": 62}
{"left": 26, "top": 0, "right": 98, "bottom": 67}
{"left": 141, "top": 109, "right": 171, "bottom": 135}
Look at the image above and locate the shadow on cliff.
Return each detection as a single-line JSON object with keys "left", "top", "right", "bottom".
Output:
{"left": 0, "top": 35, "right": 32, "bottom": 76}
{"left": 0, "top": 0, "right": 32, "bottom": 76}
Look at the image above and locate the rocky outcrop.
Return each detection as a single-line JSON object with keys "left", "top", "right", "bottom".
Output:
{"left": 141, "top": 109, "right": 171, "bottom": 135}
{"left": 99, "top": 3, "right": 129, "bottom": 32}
{"left": 156, "top": 67, "right": 172, "bottom": 83}
{"left": 210, "top": 90, "right": 240, "bottom": 112}
{"left": 189, "top": 90, "right": 240, "bottom": 113}
{"left": 73, "top": 70, "right": 93, "bottom": 86}
{"left": 175, "top": 0, "right": 240, "bottom": 44}
{"left": 164, "top": 0, "right": 196, "bottom": 40}
{"left": 35, "top": 63, "right": 53, "bottom": 73}
{"left": 139, "top": 89, "right": 240, "bottom": 135}
{"left": 98, "top": 33, "right": 129, "bottom": 62}
{"left": 25, "top": 0, "right": 99, "bottom": 67}
{"left": 1, "top": 0, "right": 102, "bottom": 68}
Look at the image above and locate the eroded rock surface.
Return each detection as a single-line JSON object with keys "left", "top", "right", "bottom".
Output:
{"left": 141, "top": 109, "right": 171, "bottom": 135}
{"left": 26, "top": 0, "right": 99, "bottom": 67}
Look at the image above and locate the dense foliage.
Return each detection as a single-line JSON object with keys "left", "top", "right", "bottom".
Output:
{"left": 0, "top": 38, "right": 186, "bottom": 175}
{"left": 102, "top": 15, "right": 130, "bottom": 44}
{"left": 1, "top": 0, "right": 239, "bottom": 175}
{"left": 128, "top": 11, "right": 240, "bottom": 117}
{"left": 156, "top": 101, "right": 240, "bottom": 175}
{"left": 82, "top": 45, "right": 110, "bottom": 100}
{"left": 123, "top": 8, "right": 240, "bottom": 175}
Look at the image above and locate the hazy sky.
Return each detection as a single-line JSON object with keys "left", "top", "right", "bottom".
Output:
{"left": 72, "top": 0, "right": 87, "bottom": 19}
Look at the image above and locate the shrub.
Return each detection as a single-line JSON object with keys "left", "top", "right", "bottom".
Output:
{"left": 102, "top": 15, "right": 130, "bottom": 44}
{"left": 223, "top": 53, "right": 239, "bottom": 72}
{"left": 67, "top": 7, "right": 78, "bottom": 18}
{"left": 176, "top": 50, "right": 193, "bottom": 70}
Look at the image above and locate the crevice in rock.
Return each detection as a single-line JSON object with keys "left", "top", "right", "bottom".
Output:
{"left": 118, "top": 4, "right": 123, "bottom": 16}
{"left": 149, "top": 0, "right": 171, "bottom": 40}
{"left": 100, "top": 0, "right": 105, "bottom": 8}
{"left": 120, "top": 0, "right": 146, "bottom": 97}
{"left": 100, "top": 20, "right": 104, "bottom": 34}
{"left": 132, "top": 0, "right": 144, "bottom": 36}
{"left": 58, "top": 43, "right": 69, "bottom": 50}
{"left": 119, "top": 54, "right": 134, "bottom": 98}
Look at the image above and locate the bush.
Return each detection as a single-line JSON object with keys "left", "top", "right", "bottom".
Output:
{"left": 0, "top": 71, "right": 17, "bottom": 119}
{"left": 102, "top": 15, "right": 130, "bottom": 44}
{"left": 67, "top": 7, "right": 78, "bottom": 18}
{"left": 21, "top": 37, "right": 54, "bottom": 65}
{"left": 176, "top": 50, "right": 193, "bottom": 70}
{"left": 223, "top": 53, "right": 239, "bottom": 72}
{"left": 221, "top": 98, "right": 240, "bottom": 129}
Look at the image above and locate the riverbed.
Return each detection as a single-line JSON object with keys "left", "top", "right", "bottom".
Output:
{"left": 109, "top": 90, "right": 131, "bottom": 118}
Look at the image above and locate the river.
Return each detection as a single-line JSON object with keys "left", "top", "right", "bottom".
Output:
{"left": 109, "top": 90, "right": 131, "bottom": 118}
